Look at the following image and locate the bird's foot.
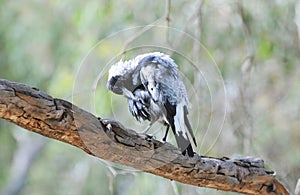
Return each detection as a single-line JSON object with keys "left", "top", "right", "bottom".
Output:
{"left": 162, "top": 133, "right": 168, "bottom": 142}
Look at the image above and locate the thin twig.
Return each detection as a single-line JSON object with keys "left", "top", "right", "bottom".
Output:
{"left": 122, "top": 0, "right": 172, "bottom": 54}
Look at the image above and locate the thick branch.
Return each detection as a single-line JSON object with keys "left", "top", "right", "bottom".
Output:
{"left": 0, "top": 79, "right": 289, "bottom": 195}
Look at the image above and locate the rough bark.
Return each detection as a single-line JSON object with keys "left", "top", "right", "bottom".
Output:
{"left": 0, "top": 79, "right": 289, "bottom": 195}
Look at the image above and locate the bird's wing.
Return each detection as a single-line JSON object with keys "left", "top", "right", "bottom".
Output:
{"left": 136, "top": 53, "right": 196, "bottom": 156}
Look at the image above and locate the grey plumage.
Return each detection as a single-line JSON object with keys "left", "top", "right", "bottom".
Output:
{"left": 107, "top": 52, "right": 197, "bottom": 157}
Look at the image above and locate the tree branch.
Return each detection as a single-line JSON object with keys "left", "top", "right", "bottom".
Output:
{"left": 0, "top": 79, "right": 289, "bottom": 195}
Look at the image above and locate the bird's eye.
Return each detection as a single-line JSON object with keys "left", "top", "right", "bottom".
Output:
{"left": 150, "top": 87, "right": 153, "bottom": 91}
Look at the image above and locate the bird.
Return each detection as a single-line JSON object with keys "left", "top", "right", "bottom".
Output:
{"left": 107, "top": 52, "right": 197, "bottom": 157}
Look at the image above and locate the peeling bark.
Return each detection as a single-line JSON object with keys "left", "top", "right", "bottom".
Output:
{"left": 0, "top": 79, "right": 289, "bottom": 195}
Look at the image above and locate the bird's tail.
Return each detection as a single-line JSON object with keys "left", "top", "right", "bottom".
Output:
{"left": 172, "top": 103, "right": 197, "bottom": 157}
{"left": 173, "top": 132, "right": 195, "bottom": 157}
{"left": 183, "top": 105, "right": 197, "bottom": 147}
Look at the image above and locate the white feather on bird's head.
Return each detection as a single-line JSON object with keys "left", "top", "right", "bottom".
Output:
{"left": 107, "top": 52, "right": 176, "bottom": 79}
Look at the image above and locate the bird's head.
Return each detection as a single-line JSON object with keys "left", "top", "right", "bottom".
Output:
{"left": 107, "top": 75, "right": 123, "bottom": 94}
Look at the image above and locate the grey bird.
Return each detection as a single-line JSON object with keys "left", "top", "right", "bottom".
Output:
{"left": 107, "top": 52, "right": 197, "bottom": 157}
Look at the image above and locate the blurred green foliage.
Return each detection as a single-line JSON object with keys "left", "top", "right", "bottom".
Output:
{"left": 0, "top": 0, "right": 299, "bottom": 194}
